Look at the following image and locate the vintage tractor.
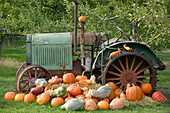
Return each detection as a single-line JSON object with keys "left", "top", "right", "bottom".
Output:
{"left": 15, "top": 4, "right": 165, "bottom": 94}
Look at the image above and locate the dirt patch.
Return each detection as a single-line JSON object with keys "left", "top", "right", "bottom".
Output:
{"left": 0, "top": 59, "right": 24, "bottom": 68}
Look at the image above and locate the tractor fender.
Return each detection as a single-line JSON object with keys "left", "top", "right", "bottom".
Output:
{"left": 92, "top": 41, "right": 165, "bottom": 71}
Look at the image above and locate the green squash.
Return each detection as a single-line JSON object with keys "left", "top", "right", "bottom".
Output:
{"left": 56, "top": 86, "right": 68, "bottom": 98}
{"left": 50, "top": 92, "right": 57, "bottom": 98}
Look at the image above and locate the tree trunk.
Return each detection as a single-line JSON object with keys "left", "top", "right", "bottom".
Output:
{"left": 132, "top": 19, "right": 139, "bottom": 42}
{"left": 8, "top": 36, "right": 12, "bottom": 47}
{"left": 0, "top": 37, "right": 4, "bottom": 59}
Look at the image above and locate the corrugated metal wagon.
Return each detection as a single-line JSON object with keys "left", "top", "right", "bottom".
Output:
{"left": 15, "top": 5, "right": 165, "bottom": 95}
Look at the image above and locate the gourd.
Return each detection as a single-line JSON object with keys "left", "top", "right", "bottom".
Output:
{"left": 90, "top": 75, "right": 96, "bottom": 85}
{"left": 126, "top": 84, "right": 143, "bottom": 101}
{"left": 84, "top": 99, "right": 97, "bottom": 111}
{"left": 142, "top": 83, "right": 152, "bottom": 94}
{"left": 48, "top": 76, "right": 63, "bottom": 84}
{"left": 75, "top": 71, "right": 88, "bottom": 82}
{"left": 123, "top": 44, "right": 131, "bottom": 51}
{"left": 85, "top": 89, "right": 92, "bottom": 98}
{"left": 15, "top": 93, "right": 25, "bottom": 101}
{"left": 65, "top": 94, "right": 74, "bottom": 103}
{"left": 101, "top": 98, "right": 110, "bottom": 103}
{"left": 50, "top": 92, "right": 57, "bottom": 98}
{"left": 76, "top": 95, "right": 85, "bottom": 100}
{"left": 120, "top": 92, "right": 126, "bottom": 101}
{"left": 108, "top": 90, "right": 116, "bottom": 99}
{"left": 30, "top": 86, "right": 43, "bottom": 95}
{"left": 106, "top": 82, "right": 116, "bottom": 91}
{"left": 78, "top": 16, "right": 86, "bottom": 23}
{"left": 61, "top": 98, "right": 85, "bottom": 111}
{"left": 97, "top": 101, "right": 109, "bottom": 109}
{"left": 152, "top": 91, "right": 167, "bottom": 103}
{"left": 115, "top": 88, "right": 123, "bottom": 97}
{"left": 56, "top": 86, "right": 68, "bottom": 98}
{"left": 24, "top": 93, "right": 35, "bottom": 103}
{"left": 77, "top": 80, "right": 89, "bottom": 85}
{"left": 35, "top": 78, "right": 47, "bottom": 87}
{"left": 51, "top": 97, "right": 64, "bottom": 106}
{"left": 110, "top": 48, "right": 120, "bottom": 57}
{"left": 36, "top": 93, "right": 50, "bottom": 105}
{"left": 91, "top": 86, "right": 112, "bottom": 98}
{"left": 67, "top": 85, "right": 81, "bottom": 96}
{"left": 63, "top": 73, "right": 75, "bottom": 84}
{"left": 4, "top": 92, "right": 16, "bottom": 101}
{"left": 110, "top": 98, "right": 124, "bottom": 110}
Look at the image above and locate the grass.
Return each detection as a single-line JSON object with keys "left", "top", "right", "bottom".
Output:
{"left": 0, "top": 43, "right": 170, "bottom": 113}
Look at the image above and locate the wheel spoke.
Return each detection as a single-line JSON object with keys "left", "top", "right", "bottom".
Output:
{"left": 20, "top": 80, "right": 28, "bottom": 84}
{"left": 107, "top": 70, "right": 120, "bottom": 76}
{"left": 111, "top": 64, "right": 122, "bottom": 73}
{"left": 23, "top": 75, "right": 29, "bottom": 80}
{"left": 119, "top": 84, "right": 124, "bottom": 89}
{"left": 35, "top": 67, "right": 38, "bottom": 78}
{"left": 21, "top": 86, "right": 29, "bottom": 91}
{"left": 118, "top": 58, "right": 125, "bottom": 71}
{"left": 137, "top": 74, "right": 152, "bottom": 78}
{"left": 125, "top": 55, "right": 129, "bottom": 69}
{"left": 27, "top": 69, "right": 32, "bottom": 78}
{"left": 106, "top": 77, "right": 120, "bottom": 81}
{"left": 136, "top": 66, "right": 150, "bottom": 75}
{"left": 134, "top": 60, "right": 144, "bottom": 72}
{"left": 137, "top": 80, "right": 147, "bottom": 84}
{"left": 116, "top": 81, "right": 121, "bottom": 85}
{"left": 130, "top": 56, "right": 136, "bottom": 70}
{"left": 38, "top": 70, "right": 43, "bottom": 78}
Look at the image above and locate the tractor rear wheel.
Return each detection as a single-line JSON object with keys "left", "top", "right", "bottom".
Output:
{"left": 103, "top": 52, "right": 156, "bottom": 95}
{"left": 16, "top": 65, "right": 51, "bottom": 94}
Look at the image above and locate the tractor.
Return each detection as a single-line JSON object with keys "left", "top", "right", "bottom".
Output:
{"left": 15, "top": 4, "right": 165, "bottom": 95}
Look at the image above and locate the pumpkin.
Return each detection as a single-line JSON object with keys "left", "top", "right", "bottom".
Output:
{"left": 36, "top": 93, "right": 50, "bottom": 104}
{"left": 108, "top": 90, "right": 116, "bottom": 99}
{"left": 106, "top": 82, "right": 116, "bottom": 91}
{"left": 82, "top": 87, "right": 89, "bottom": 92}
{"left": 78, "top": 16, "right": 86, "bottom": 23}
{"left": 92, "top": 97, "right": 99, "bottom": 103}
{"left": 4, "top": 92, "right": 16, "bottom": 101}
{"left": 51, "top": 97, "right": 64, "bottom": 106}
{"left": 84, "top": 99, "right": 97, "bottom": 111}
{"left": 123, "top": 44, "right": 131, "bottom": 51}
{"left": 67, "top": 85, "right": 81, "bottom": 96}
{"left": 15, "top": 93, "right": 25, "bottom": 101}
{"left": 91, "top": 86, "right": 112, "bottom": 98}
{"left": 83, "top": 90, "right": 89, "bottom": 96}
{"left": 75, "top": 71, "right": 88, "bottom": 82}
{"left": 110, "top": 48, "right": 120, "bottom": 57}
{"left": 142, "top": 83, "right": 152, "bottom": 94}
{"left": 56, "top": 86, "right": 68, "bottom": 98}
{"left": 63, "top": 73, "right": 75, "bottom": 84}
{"left": 152, "top": 91, "right": 167, "bottom": 103}
{"left": 97, "top": 101, "right": 109, "bottom": 109}
{"left": 76, "top": 95, "right": 85, "bottom": 100}
{"left": 77, "top": 80, "right": 89, "bottom": 85}
{"left": 102, "top": 98, "right": 109, "bottom": 103}
{"left": 24, "top": 93, "right": 35, "bottom": 103}
{"left": 44, "top": 84, "right": 51, "bottom": 93}
{"left": 126, "top": 84, "right": 143, "bottom": 101}
{"left": 65, "top": 94, "right": 74, "bottom": 103}
{"left": 48, "top": 76, "right": 63, "bottom": 84}
{"left": 30, "top": 86, "right": 43, "bottom": 95}
{"left": 110, "top": 98, "right": 124, "bottom": 110}
{"left": 115, "top": 88, "right": 123, "bottom": 97}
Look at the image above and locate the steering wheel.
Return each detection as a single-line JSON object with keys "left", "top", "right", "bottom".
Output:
{"left": 115, "top": 26, "right": 131, "bottom": 43}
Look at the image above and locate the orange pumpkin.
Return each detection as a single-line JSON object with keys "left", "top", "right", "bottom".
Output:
{"left": 83, "top": 90, "right": 89, "bottom": 96}
{"left": 110, "top": 98, "right": 124, "bottom": 110}
{"left": 84, "top": 99, "right": 97, "bottom": 111}
{"left": 115, "top": 89, "right": 123, "bottom": 97}
{"left": 76, "top": 71, "right": 88, "bottom": 82}
{"left": 24, "top": 93, "right": 35, "bottom": 103}
{"left": 36, "top": 93, "right": 50, "bottom": 104}
{"left": 92, "top": 97, "right": 99, "bottom": 103}
{"left": 67, "top": 85, "right": 81, "bottom": 96}
{"left": 97, "top": 101, "right": 109, "bottom": 109}
{"left": 15, "top": 93, "right": 25, "bottom": 101}
{"left": 51, "top": 97, "right": 64, "bottom": 106}
{"left": 4, "top": 92, "right": 16, "bottom": 101}
{"left": 107, "top": 82, "right": 116, "bottom": 91}
{"left": 63, "top": 73, "right": 75, "bottom": 84}
{"left": 108, "top": 90, "right": 116, "bottom": 99}
{"left": 142, "top": 83, "right": 152, "bottom": 94}
{"left": 102, "top": 98, "right": 109, "bottom": 103}
{"left": 126, "top": 85, "right": 143, "bottom": 101}
{"left": 76, "top": 95, "right": 85, "bottom": 100}
{"left": 78, "top": 16, "right": 86, "bottom": 23}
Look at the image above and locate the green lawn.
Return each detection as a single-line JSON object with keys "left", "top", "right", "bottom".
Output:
{"left": 0, "top": 45, "right": 170, "bottom": 113}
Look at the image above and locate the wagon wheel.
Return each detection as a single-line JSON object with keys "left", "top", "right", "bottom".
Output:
{"left": 16, "top": 63, "right": 28, "bottom": 80}
{"left": 103, "top": 52, "right": 156, "bottom": 95}
{"left": 16, "top": 65, "right": 51, "bottom": 93}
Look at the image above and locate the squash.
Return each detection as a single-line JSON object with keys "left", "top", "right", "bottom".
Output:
{"left": 24, "top": 93, "right": 35, "bottom": 103}
{"left": 110, "top": 98, "right": 124, "bottom": 110}
{"left": 84, "top": 99, "right": 97, "bottom": 111}
{"left": 50, "top": 92, "right": 57, "bottom": 98}
{"left": 152, "top": 91, "right": 167, "bottom": 103}
{"left": 110, "top": 48, "right": 120, "bottom": 57}
{"left": 67, "top": 85, "right": 81, "bottom": 96}
{"left": 92, "top": 97, "right": 99, "bottom": 103}
{"left": 56, "top": 86, "right": 68, "bottom": 98}
{"left": 30, "top": 86, "right": 43, "bottom": 95}
{"left": 35, "top": 78, "right": 47, "bottom": 87}
{"left": 115, "top": 88, "right": 123, "bottom": 97}
{"left": 51, "top": 97, "right": 64, "bottom": 106}
{"left": 15, "top": 93, "right": 25, "bottom": 101}
{"left": 91, "top": 86, "right": 112, "bottom": 98}
{"left": 78, "top": 16, "right": 86, "bottom": 23}
{"left": 97, "top": 101, "right": 109, "bottom": 109}
{"left": 76, "top": 95, "right": 85, "bottom": 100}
{"left": 65, "top": 94, "right": 74, "bottom": 103}
{"left": 106, "top": 82, "right": 116, "bottom": 91}
{"left": 36, "top": 93, "right": 50, "bottom": 105}
{"left": 101, "top": 98, "right": 109, "bottom": 103}
{"left": 120, "top": 92, "right": 126, "bottom": 101}
{"left": 48, "top": 76, "right": 63, "bottom": 84}
{"left": 63, "top": 73, "right": 75, "bottom": 84}
{"left": 61, "top": 98, "right": 85, "bottom": 111}
{"left": 123, "top": 44, "right": 131, "bottom": 51}
{"left": 85, "top": 89, "right": 92, "bottom": 98}
{"left": 126, "top": 84, "right": 143, "bottom": 101}
{"left": 75, "top": 71, "right": 88, "bottom": 82}
{"left": 142, "top": 83, "right": 152, "bottom": 94}
{"left": 108, "top": 90, "right": 116, "bottom": 100}
{"left": 90, "top": 75, "right": 96, "bottom": 85}
{"left": 4, "top": 92, "right": 16, "bottom": 101}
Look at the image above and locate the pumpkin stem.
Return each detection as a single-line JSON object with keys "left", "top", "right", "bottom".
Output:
{"left": 82, "top": 71, "right": 86, "bottom": 76}
{"left": 44, "top": 84, "right": 51, "bottom": 93}
{"left": 126, "top": 83, "right": 130, "bottom": 92}
{"left": 132, "top": 83, "right": 135, "bottom": 86}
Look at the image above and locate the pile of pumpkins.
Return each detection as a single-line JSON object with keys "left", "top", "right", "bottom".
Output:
{"left": 4, "top": 72, "right": 168, "bottom": 111}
